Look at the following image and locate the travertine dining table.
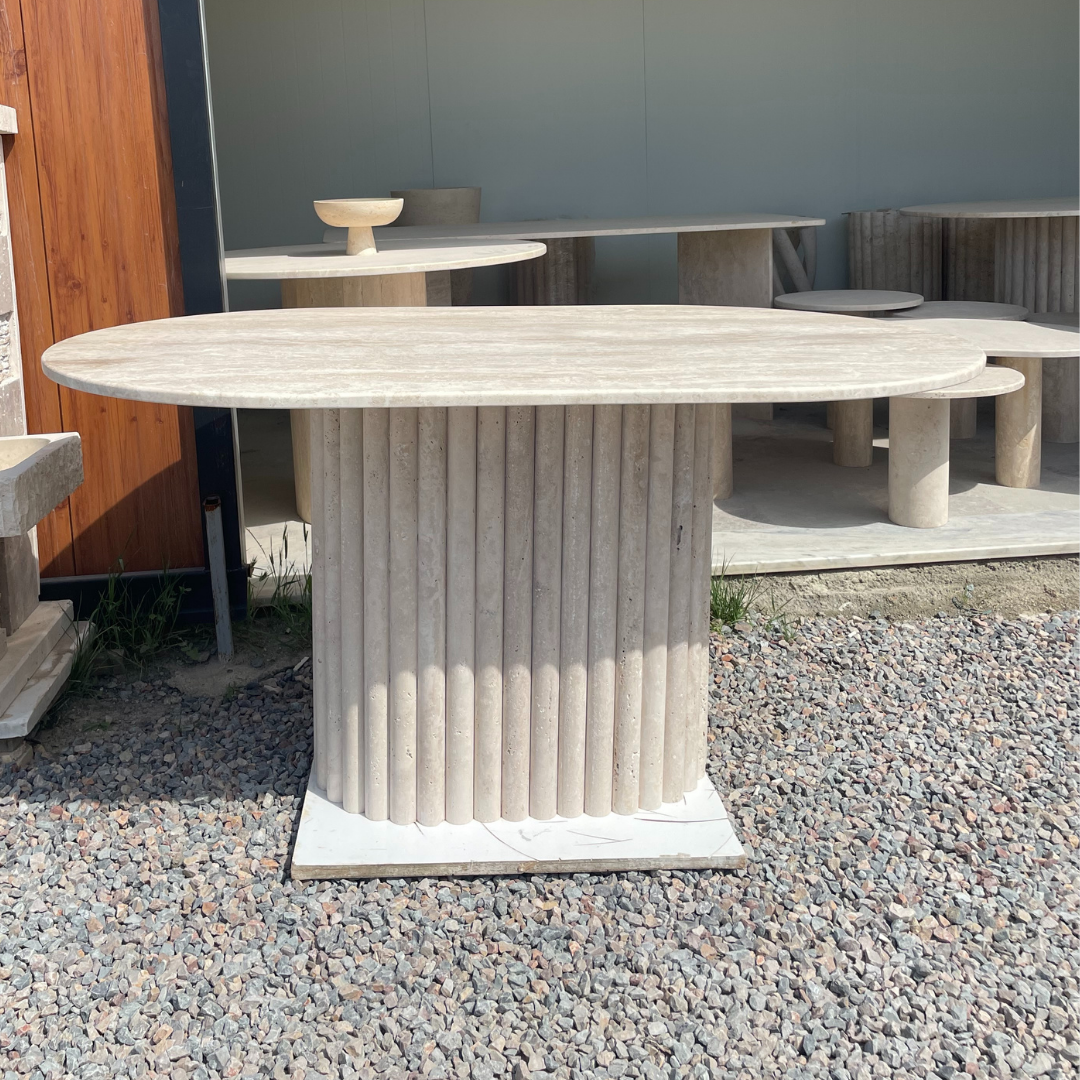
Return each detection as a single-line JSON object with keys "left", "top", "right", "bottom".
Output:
{"left": 224, "top": 237, "right": 546, "bottom": 520}
{"left": 899, "top": 197, "right": 1079, "bottom": 314}
{"left": 322, "top": 212, "right": 826, "bottom": 307}
{"left": 42, "top": 305, "right": 984, "bottom": 879}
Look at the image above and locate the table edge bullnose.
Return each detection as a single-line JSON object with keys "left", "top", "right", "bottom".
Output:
{"left": 899, "top": 197, "right": 1080, "bottom": 219}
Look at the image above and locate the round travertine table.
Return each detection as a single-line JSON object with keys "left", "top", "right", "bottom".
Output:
{"left": 224, "top": 237, "right": 546, "bottom": 521}
{"left": 41, "top": 305, "right": 984, "bottom": 879}
{"left": 899, "top": 198, "right": 1079, "bottom": 313}
{"left": 899, "top": 318, "right": 1080, "bottom": 490}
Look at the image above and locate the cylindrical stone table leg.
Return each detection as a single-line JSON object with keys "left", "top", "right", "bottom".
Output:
{"left": 996, "top": 356, "right": 1043, "bottom": 488}
{"left": 888, "top": 397, "right": 950, "bottom": 528}
{"left": 511, "top": 237, "right": 595, "bottom": 304}
{"left": 713, "top": 404, "right": 733, "bottom": 500}
{"left": 950, "top": 398, "right": 977, "bottom": 439}
{"left": 1042, "top": 358, "right": 1079, "bottom": 443}
{"left": 833, "top": 400, "right": 874, "bottom": 467}
{"left": 995, "top": 217, "right": 1079, "bottom": 312}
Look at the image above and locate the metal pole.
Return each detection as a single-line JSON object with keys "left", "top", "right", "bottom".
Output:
{"left": 203, "top": 495, "right": 233, "bottom": 660}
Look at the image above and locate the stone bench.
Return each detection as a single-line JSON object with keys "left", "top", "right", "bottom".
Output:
{"left": 889, "top": 366, "right": 1025, "bottom": 528}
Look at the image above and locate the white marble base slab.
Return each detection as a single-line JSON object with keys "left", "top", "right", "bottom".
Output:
{"left": 292, "top": 775, "right": 745, "bottom": 880}
{"left": 0, "top": 621, "right": 87, "bottom": 739}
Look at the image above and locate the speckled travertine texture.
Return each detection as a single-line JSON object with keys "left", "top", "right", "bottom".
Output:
{"left": 41, "top": 306, "right": 986, "bottom": 409}
{"left": 899, "top": 198, "right": 1079, "bottom": 219}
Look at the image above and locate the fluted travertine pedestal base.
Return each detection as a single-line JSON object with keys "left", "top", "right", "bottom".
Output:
{"left": 1042, "top": 358, "right": 1079, "bottom": 443}
{"left": 510, "top": 237, "right": 594, "bottom": 304}
{"left": 282, "top": 274, "right": 428, "bottom": 522}
{"left": 995, "top": 217, "right": 1078, "bottom": 313}
{"left": 296, "top": 402, "right": 742, "bottom": 877}
{"left": 995, "top": 357, "right": 1042, "bottom": 488}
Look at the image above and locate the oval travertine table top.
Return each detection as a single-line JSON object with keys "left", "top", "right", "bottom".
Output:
{"left": 42, "top": 306, "right": 985, "bottom": 411}
{"left": 1027, "top": 311, "right": 1079, "bottom": 332}
{"left": 904, "top": 365, "right": 1025, "bottom": 400}
{"left": 899, "top": 197, "right": 1079, "bottom": 219}
{"left": 891, "top": 301, "right": 1028, "bottom": 321}
{"left": 906, "top": 318, "right": 1080, "bottom": 358}
{"left": 320, "top": 211, "right": 828, "bottom": 245}
{"left": 223, "top": 238, "right": 546, "bottom": 280}
{"left": 773, "top": 290, "right": 923, "bottom": 313}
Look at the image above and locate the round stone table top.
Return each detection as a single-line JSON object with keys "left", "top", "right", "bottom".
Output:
{"left": 906, "top": 318, "right": 1080, "bottom": 359}
{"left": 223, "top": 238, "right": 546, "bottom": 280}
{"left": 899, "top": 197, "right": 1079, "bottom": 219}
{"left": 42, "top": 306, "right": 985, "bottom": 410}
{"left": 904, "top": 365, "right": 1025, "bottom": 400}
{"left": 1027, "top": 311, "right": 1079, "bottom": 332}
{"left": 891, "top": 301, "right": 1028, "bottom": 321}
{"left": 773, "top": 289, "right": 923, "bottom": 313}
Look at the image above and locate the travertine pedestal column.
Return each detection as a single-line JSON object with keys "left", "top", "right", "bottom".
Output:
{"left": 308, "top": 402, "right": 715, "bottom": 826}
{"left": 713, "top": 404, "right": 733, "bottom": 500}
{"left": 888, "top": 397, "right": 950, "bottom": 528}
{"left": 679, "top": 229, "right": 774, "bottom": 422}
{"left": 950, "top": 398, "right": 977, "bottom": 440}
{"left": 832, "top": 400, "right": 874, "bottom": 467}
{"left": 510, "top": 237, "right": 595, "bottom": 304}
{"left": 1042, "top": 359, "right": 1079, "bottom": 443}
{"left": 995, "top": 357, "right": 1042, "bottom": 488}
{"left": 283, "top": 274, "right": 428, "bottom": 522}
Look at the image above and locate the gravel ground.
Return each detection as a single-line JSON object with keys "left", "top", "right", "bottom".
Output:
{"left": 0, "top": 610, "right": 1077, "bottom": 1080}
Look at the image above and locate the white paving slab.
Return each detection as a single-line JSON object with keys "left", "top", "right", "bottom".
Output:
{"left": 0, "top": 600, "right": 73, "bottom": 717}
{"left": 291, "top": 774, "right": 745, "bottom": 880}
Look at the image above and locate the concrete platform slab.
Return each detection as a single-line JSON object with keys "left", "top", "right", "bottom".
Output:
{"left": 713, "top": 404, "right": 1078, "bottom": 575}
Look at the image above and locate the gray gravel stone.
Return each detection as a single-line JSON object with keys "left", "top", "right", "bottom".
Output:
{"left": 0, "top": 610, "right": 1076, "bottom": 1079}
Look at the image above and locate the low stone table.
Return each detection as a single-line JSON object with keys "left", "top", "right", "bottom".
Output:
{"left": 902, "top": 318, "right": 1080, "bottom": 489}
{"left": 41, "top": 305, "right": 982, "bottom": 878}
{"left": 325, "top": 211, "right": 827, "bottom": 308}
{"left": 225, "top": 236, "right": 545, "bottom": 521}
{"left": 889, "top": 366, "right": 1025, "bottom": 528}
{"left": 891, "top": 301, "right": 1029, "bottom": 437}
{"left": 773, "top": 289, "right": 924, "bottom": 467}
{"left": 899, "top": 197, "right": 1079, "bottom": 313}
{"left": 1028, "top": 312, "right": 1079, "bottom": 444}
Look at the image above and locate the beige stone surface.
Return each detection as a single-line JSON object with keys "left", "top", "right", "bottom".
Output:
{"left": 42, "top": 306, "right": 986, "bottom": 409}
{"left": 224, "top": 238, "right": 545, "bottom": 279}
{"left": 906, "top": 318, "right": 1080, "bottom": 358}
{"left": 904, "top": 365, "right": 1025, "bottom": 399}
{"left": 313, "top": 197, "right": 403, "bottom": 256}
{"left": 900, "top": 197, "right": 1079, "bottom": 219}
{"left": 774, "top": 289, "right": 923, "bottom": 313}
{"left": 325, "top": 211, "right": 826, "bottom": 244}
{"left": 0, "top": 433, "right": 83, "bottom": 538}
{"left": 891, "top": 300, "right": 1028, "bottom": 321}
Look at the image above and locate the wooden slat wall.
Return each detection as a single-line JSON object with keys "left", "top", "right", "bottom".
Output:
{"left": 0, "top": 0, "right": 203, "bottom": 577}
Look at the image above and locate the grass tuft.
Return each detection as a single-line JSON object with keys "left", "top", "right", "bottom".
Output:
{"left": 243, "top": 525, "right": 312, "bottom": 646}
